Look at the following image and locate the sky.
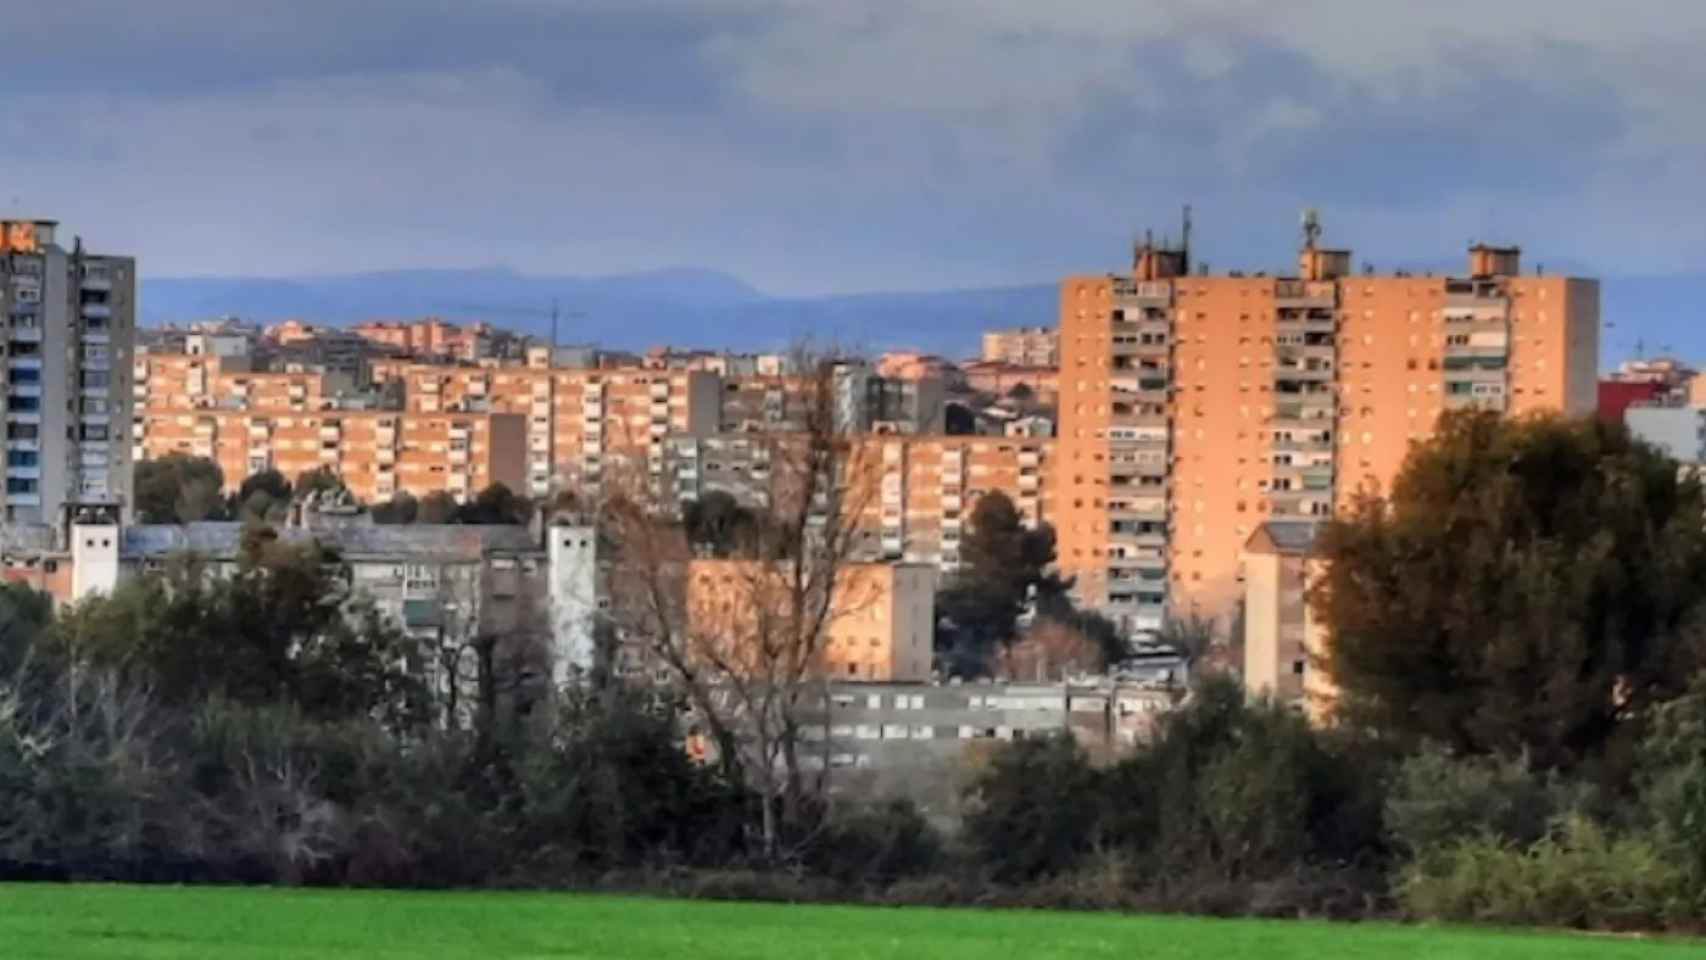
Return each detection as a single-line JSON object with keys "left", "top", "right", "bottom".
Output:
{"left": 3, "top": 1, "right": 1704, "bottom": 296}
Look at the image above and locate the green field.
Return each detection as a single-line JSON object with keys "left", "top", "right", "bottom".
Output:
{"left": 0, "top": 884, "right": 1697, "bottom": 959}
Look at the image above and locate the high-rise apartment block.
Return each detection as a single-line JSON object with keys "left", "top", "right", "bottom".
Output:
{"left": 1055, "top": 220, "right": 1599, "bottom": 632}
{"left": 1, "top": 220, "right": 135, "bottom": 522}
{"left": 982, "top": 326, "right": 1059, "bottom": 367}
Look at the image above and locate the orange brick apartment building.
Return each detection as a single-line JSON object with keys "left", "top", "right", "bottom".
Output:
{"left": 135, "top": 409, "right": 526, "bottom": 504}
{"left": 1054, "top": 223, "right": 1599, "bottom": 632}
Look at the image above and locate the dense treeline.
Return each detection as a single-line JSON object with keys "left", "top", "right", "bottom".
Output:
{"left": 5, "top": 411, "right": 1706, "bottom": 933}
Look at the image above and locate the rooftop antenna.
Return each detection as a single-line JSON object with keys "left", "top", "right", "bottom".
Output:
{"left": 1301, "top": 208, "right": 1322, "bottom": 249}
{"left": 1181, "top": 203, "right": 1193, "bottom": 272}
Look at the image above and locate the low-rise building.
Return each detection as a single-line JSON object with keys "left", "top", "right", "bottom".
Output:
{"left": 2, "top": 501, "right": 603, "bottom": 684}
{"left": 981, "top": 326, "right": 1059, "bottom": 367}
{"left": 1241, "top": 521, "right": 1334, "bottom": 723}
{"left": 1625, "top": 404, "right": 1706, "bottom": 464}
{"left": 686, "top": 559, "right": 936, "bottom": 682}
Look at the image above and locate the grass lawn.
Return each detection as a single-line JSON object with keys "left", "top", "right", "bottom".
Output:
{"left": 0, "top": 884, "right": 1698, "bottom": 959}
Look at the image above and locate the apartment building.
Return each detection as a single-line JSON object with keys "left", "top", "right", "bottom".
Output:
{"left": 262, "top": 321, "right": 372, "bottom": 384}
{"left": 960, "top": 360, "right": 1059, "bottom": 399}
{"left": 686, "top": 559, "right": 936, "bottom": 682}
{"left": 719, "top": 375, "right": 817, "bottom": 433}
{"left": 135, "top": 351, "right": 339, "bottom": 412}
{"left": 1240, "top": 521, "right": 1333, "bottom": 722}
{"left": 858, "top": 435, "right": 1053, "bottom": 568}
{"left": 134, "top": 408, "right": 525, "bottom": 503}
{"left": 982, "top": 326, "right": 1059, "bottom": 367}
{"left": 0, "top": 220, "right": 135, "bottom": 523}
{"left": 665, "top": 432, "right": 1056, "bottom": 573}
{"left": 369, "top": 363, "right": 721, "bottom": 498}
{"left": 350, "top": 318, "right": 521, "bottom": 362}
{"left": 665, "top": 433, "right": 783, "bottom": 511}
{"left": 1056, "top": 221, "right": 1599, "bottom": 632}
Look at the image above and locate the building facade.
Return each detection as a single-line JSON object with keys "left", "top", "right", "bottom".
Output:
{"left": 686, "top": 559, "right": 936, "bottom": 682}
{"left": 1, "top": 220, "right": 135, "bottom": 523}
{"left": 1055, "top": 227, "right": 1600, "bottom": 633}
{"left": 1240, "top": 521, "right": 1334, "bottom": 722}
{"left": 135, "top": 409, "right": 526, "bottom": 503}
{"left": 370, "top": 363, "right": 721, "bottom": 498}
{"left": 982, "top": 326, "right": 1059, "bottom": 367}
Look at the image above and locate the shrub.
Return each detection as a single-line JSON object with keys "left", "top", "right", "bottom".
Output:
{"left": 807, "top": 797, "right": 942, "bottom": 888}
{"left": 961, "top": 735, "right": 1103, "bottom": 883}
{"left": 1398, "top": 814, "right": 1690, "bottom": 931}
{"left": 1385, "top": 746, "right": 1588, "bottom": 856}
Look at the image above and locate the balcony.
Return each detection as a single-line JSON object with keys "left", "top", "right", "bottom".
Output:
{"left": 1110, "top": 278, "right": 1172, "bottom": 306}
{"left": 81, "top": 303, "right": 112, "bottom": 321}
{"left": 1274, "top": 280, "right": 1336, "bottom": 308}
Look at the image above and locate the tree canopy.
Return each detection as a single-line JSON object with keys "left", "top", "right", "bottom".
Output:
{"left": 936, "top": 491, "right": 1070, "bottom": 674}
{"left": 1313, "top": 411, "right": 1706, "bottom": 771}
{"left": 133, "top": 454, "right": 227, "bottom": 524}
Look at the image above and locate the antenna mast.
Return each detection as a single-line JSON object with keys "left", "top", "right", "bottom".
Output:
{"left": 1301, "top": 208, "right": 1322, "bottom": 249}
{"left": 1181, "top": 203, "right": 1193, "bottom": 273}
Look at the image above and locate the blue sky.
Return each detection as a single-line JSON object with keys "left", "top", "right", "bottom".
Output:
{"left": 3, "top": 1, "right": 1702, "bottom": 299}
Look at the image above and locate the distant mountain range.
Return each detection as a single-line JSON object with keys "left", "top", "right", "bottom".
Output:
{"left": 140, "top": 267, "right": 1706, "bottom": 364}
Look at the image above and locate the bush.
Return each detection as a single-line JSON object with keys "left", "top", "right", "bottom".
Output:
{"left": 961, "top": 735, "right": 1104, "bottom": 883}
{"left": 1104, "top": 677, "right": 1389, "bottom": 886}
{"left": 1385, "top": 746, "right": 1584, "bottom": 856}
{"left": 807, "top": 797, "right": 942, "bottom": 888}
{"left": 1398, "top": 814, "right": 1691, "bottom": 931}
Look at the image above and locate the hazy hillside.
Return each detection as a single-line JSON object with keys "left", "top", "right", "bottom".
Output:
{"left": 140, "top": 267, "right": 1702, "bottom": 363}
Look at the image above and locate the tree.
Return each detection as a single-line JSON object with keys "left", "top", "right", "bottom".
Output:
{"left": 238, "top": 469, "right": 292, "bottom": 505}
{"left": 962, "top": 735, "right": 1104, "bottom": 882}
{"left": 55, "top": 525, "right": 429, "bottom": 730}
{"left": 370, "top": 492, "right": 419, "bottom": 525}
{"left": 682, "top": 492, "right": 758, "bottom": 557}
{"left": 1314, "top": 411, "right": 1706, "bottom": 772}
{"left": 456, "top": 483, "right": 531, "bottom": 525}
{"left": 605, "top": 349, "right": 877, "bottom": 860}
{"left": 936, "top": 492, "right": 1069, "bottom": 674}
{"left": 293, "top": 466, "right": 342, "bottom": 500}
{"left": 236, "top": 469, "right": 293, "bottom": 524}
{"left": 1158, "top": 613, "right": 1217, "bottom": 671}
{"left": 133, "top": 454, "right": 226, "bottom": 524}
{"left": 417, "top": 491, "right": 458, "bottom": 525}
{"left": 0, "top": 582, "right": 52, "bottom": 679}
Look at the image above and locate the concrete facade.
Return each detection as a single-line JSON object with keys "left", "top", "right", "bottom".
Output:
{"left": 1055, "top": 227, "right": 1600, "bottom": 633}
{"left": 1, "top": 220, "right": 135, "bottom": 523}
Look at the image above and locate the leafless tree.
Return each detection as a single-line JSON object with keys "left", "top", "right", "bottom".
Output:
{"left": 602, "top": 347, "right": 883, "bottom": 860}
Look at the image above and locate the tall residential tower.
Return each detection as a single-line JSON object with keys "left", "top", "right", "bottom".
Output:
{"left": 1, "top": 220, "right": 135, "bottom": 522}
{"left": 1054, "top": 216, "right": 1599, "bottom": 633}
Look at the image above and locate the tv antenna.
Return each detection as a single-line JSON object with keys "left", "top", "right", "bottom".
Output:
{"left": 1301, "top": 208, "right": 1322, "bottom": 249}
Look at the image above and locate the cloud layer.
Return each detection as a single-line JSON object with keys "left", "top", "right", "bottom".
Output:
{"left": 4, "top": 1, "right": 1702, "bottom": 294}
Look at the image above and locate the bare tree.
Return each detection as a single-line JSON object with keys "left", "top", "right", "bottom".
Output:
{"left": 603, "top": 348, "right": 881, "bottom": 860}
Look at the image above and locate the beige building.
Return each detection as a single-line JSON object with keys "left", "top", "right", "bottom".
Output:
{"left": 1054, "top": 221, "right": 1599, "bottom": 633}
{"left": 686, "top": 559, "right": 936, "bottom": 682}
{"left": 370, "top": 363, "right": 721, "bottom": 498}
{"left": 1, "top": 219, "right": 136, "bottom": 522}
{"left": 982, "top": 326, "right": 1059, "bottom": 367}
{"left": 1240, "top": 521, "right": 1333, "bottom": 721}
{"left": 135, "top": 409, "right": 526, "bottom": 504}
